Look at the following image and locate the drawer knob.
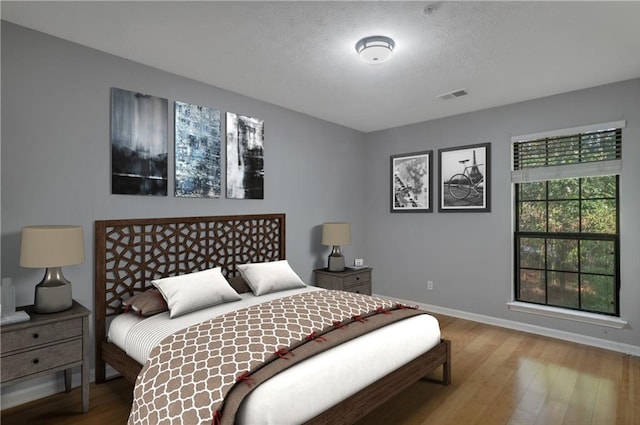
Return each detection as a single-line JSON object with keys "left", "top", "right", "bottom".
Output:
{"left": 32, "top": 333, "right": 39, "bottom": 339}
{"left": 356, "top": 277, "right": 360, "bottom": 281}
{"left": 32, "top": 358, "right": 39, "bottom": 364}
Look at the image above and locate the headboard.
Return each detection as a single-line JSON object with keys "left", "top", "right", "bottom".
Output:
{"left": 94, "top": 213, "right": 285, "bottom": 376}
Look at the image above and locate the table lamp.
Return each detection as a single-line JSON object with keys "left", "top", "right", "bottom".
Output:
{"left": 20, "top": 225, "right": 84, "bottom": 313}
{"left": 322, "top": 222, "right": 351, "bottom": 272}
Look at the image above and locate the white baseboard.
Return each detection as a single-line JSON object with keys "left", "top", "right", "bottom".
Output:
{"left": 382, "top": 294, "right": 640, "bottom": 357}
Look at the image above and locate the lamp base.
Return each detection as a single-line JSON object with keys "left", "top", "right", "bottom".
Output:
{"left": 327, "top": 246, "right": 346, "bottom": 272}
{"left": 34, "top": 281, "right": 72, "bottom": 314}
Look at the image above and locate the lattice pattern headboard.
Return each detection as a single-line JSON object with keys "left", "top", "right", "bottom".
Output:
{"left": 94, "top": 213, "right": 285, "bottom": 352}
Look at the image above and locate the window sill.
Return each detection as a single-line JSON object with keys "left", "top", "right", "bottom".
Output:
{"left": 507, "top": 302, "right": 627, "bottom": 329}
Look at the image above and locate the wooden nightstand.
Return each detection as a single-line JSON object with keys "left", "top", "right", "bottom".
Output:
{"left": 314, "top": 267, "right": 372, "bottom": 295}
{"left": 1, "top": 300, "right": 90, "bottom": 412}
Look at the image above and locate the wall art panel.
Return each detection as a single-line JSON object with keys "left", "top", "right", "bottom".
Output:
{"left": 111, "top": 87, "right": 168, "bottom": 196}
{"left": 226, "top": 112, "right": 264, "bottom": 199}
{"left": 175, "top": 101, "right": 221, "bottom": 198}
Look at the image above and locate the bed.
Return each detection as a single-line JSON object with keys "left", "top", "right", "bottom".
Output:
{"left": 95, "top": 213, "right": 451, "bottom": 424}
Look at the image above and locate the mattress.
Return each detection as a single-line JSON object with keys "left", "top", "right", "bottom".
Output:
{"left": 109, "top": 286, "right": 441, "bottom": 424}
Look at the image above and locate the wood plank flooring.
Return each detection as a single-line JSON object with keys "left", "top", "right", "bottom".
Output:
{"left": 2, "top": 314, "right": 638, "bottom": 425}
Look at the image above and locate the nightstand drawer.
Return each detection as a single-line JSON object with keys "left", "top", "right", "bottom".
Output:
{"left": 314, "top": 267, "right": 373, "bottom": 295}
{"left": 1, "top": 318, "right": 82, "bottom": 353}
{"left": 344, "top": 271, "right": 371, "bottom": 286}
{"left": 1, "top": 339, "right": 82, "bottom": 382}
{"left": 346, "top": 282, "right": 371, "bottom": 295}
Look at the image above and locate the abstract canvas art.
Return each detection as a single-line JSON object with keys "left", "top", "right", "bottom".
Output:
{"left": 174, "top": 101, "right": 221, "bottom": 198}
{"left": 226, "top": 112, "right": 264, "bottom": 199}
{"left": 110, "top": 87, "right": 168, "bottom": 196}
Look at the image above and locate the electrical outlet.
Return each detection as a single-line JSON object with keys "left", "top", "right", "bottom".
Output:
{"left": 427, "top": 280, "right": 434, "bottom": 291}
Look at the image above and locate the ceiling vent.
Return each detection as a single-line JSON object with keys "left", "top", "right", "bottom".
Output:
{"left": 437, "top": 89, "right": 468, "bottom": 100}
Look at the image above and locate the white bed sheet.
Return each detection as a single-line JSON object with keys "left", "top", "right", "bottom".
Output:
{"left": 109, "top": 286, "right": 441, "bottom": 424}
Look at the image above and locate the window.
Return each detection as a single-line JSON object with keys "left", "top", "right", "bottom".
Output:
{"left": 512, "top": 123, "right": 623, "bottom": 316}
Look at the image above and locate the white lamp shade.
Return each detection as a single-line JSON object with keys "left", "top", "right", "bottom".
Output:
{"left": 322, "top": 223, "right": 351, "bottom": 246}
{"left": 20, "top": 225, "right": 85, "bottom": 268}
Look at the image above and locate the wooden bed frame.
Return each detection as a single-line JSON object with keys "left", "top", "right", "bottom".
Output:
{"left": 95, "top": 213, "right": 450, "bottom": 424}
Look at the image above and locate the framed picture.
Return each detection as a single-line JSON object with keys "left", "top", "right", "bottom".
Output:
{"left": 174, "top": 101, "right": 221, "bottom": 198}
{"left": 226, "top": 112, "right": 264, "bottom": 199}
{"left": 110, "top": 87, "right": 168, "bottom": 196}
{"left": 391, "top": 150, "right": 433, "bottom": 213}
{"left": 438, "top": 142, "right": 491, "bottom": 212}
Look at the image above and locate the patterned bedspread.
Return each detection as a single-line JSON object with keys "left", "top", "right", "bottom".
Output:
{"left": 128, "top": 290, "right": 425, "bottom": 425}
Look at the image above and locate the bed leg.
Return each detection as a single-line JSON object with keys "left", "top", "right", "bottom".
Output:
{"left": 95, "top": 340, "right": 106, "bottom": 384}
{"left": 420, "top": 339, "right": 452, "bottom": 386}
{"left": 442, "top": 339, "right": 451, "bottom": 385}
{"left": 96, "top": 359, "right": 106, "bottom": 384}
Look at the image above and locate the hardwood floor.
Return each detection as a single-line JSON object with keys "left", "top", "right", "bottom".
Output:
{"left": 2, "top": 314, "right": 638, "bottom": 425}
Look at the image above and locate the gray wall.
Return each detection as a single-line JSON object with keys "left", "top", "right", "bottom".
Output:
{"left": 1, "top": 22, "right": 367, "bottom": 320}
{"left": 365, "top": 78, "right": 640, "bottom": 348}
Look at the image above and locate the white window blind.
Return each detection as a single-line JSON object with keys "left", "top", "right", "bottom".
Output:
{"left": 511, "top": 121, "right": 625, "bottom": 183}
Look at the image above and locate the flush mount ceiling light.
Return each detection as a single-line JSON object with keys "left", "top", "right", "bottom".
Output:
{"left": 355, "top": 35, "right": 395, "bottom": 64}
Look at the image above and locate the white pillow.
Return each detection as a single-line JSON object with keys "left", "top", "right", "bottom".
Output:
{"left": 237, "top": 260, "right": 306, "bottom": 296}
{"left": 151, "top": 267, "right": 241, "bottom": 318}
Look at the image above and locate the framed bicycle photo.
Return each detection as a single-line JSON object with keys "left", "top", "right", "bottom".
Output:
{"left": 438, "top": 142, "right": 491, "bottom": 212}
{"left": 391, "top": 150, "right": 433, "bottom": 213}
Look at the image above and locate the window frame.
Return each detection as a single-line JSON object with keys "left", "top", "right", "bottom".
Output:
{"left": 510, "top": 121, "right": 625, "bottom": 320}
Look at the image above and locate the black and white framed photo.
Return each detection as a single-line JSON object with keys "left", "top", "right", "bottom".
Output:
{"left": 391, "top": 150, "right": 433, "bottom": 213}
{"left": 110, "top": 87, "right": 168, "bottom": 196}
{"left": 438, "top": 142, "right": 491, "bottom": 212}
{"left": 226, "top": 112, "right": 264, "bottom": 199}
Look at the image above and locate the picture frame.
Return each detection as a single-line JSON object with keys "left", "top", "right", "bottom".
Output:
{"left": 390, "top": 150, "right": 433, "bottom": 213}
{"left": 438, "top": 142, "right": 491, "bottom": 212}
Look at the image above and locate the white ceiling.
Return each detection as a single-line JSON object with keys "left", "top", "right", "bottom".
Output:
{"left": 2, "top": 1, "right": 639, "bottom": 132}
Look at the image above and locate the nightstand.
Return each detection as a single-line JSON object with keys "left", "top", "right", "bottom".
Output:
{"left": 1, "top": 300, "right": 90, "bottom": 412}
{"left": 314, "top": 267, "right": 372, "bottom": 295}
